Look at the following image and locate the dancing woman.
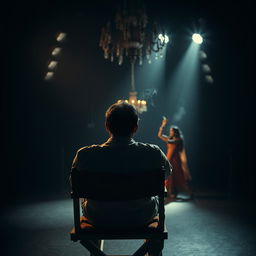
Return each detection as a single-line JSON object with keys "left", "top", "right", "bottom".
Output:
{"left": 158, "top": 117, "right": 192, "bottom": 199}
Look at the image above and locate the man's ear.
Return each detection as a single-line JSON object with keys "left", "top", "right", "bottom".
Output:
{"left": 133, "top": 124, "right": 138, "bottom": 134}
{"left": 105, "top": 121, "right": 110, "bottom": 134}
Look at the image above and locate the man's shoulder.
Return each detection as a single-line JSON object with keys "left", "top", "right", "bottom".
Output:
{"left": 77, "top": 144, "right": 103, "bottom": 154}
{"left": 135, "top": 142, "right": 162, "bottom": 152}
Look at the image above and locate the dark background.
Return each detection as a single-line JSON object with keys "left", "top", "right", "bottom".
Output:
{"left": 4, "top": 0, "right": 254, "bottom": 204}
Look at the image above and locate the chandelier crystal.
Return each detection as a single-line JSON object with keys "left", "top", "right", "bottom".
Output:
{"left": 99, "top": 1, "right": 169, "bottom": 113}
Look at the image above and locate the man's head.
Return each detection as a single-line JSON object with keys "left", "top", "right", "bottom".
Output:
{"left": 105, "top": 102, "right": 139, "bottom": 137}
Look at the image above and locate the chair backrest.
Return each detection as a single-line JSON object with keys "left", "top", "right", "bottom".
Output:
{"left": 71, "top": 168, "right": 165, "bottom": 200}
{"left": 70, "top": 168, "right": 166, "bottom": 232}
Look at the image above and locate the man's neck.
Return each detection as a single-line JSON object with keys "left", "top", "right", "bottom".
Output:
{"left": 110, "top": 135, "right": 133, "bottom": 139}
{"left": 105, "top": 136, "right": 135, "bottom": 145}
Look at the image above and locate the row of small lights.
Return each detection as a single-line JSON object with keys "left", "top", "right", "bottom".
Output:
{"left": 192, "top": 33, "right": 214, "bottom": 84}
{"left": 44, "top": 32, "right": 67, "bottom": 80}
{"left": 200, "top": 51, "right": 214, "bottom": 84}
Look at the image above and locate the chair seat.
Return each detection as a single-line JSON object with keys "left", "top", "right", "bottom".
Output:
{"left": 80, "top": 216, "right": 160, "bottom": 229}
{"left": 70, "top": 216, "right": 168, "bottom": 241}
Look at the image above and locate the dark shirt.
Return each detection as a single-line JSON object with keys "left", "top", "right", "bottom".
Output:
{"left": 71, "top": 136, "right": 172, "bottom": 228}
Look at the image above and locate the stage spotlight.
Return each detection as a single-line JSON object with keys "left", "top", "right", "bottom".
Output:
{"left": 51, "top": 47, "right": 62, "bottom": 56}
{"left": 158, "top": 34, "right": 169, "bottom": 44}
{"left": 192, "top": 33, "right": 203, "bottom": 44}
{"left": 202, "top": 64, "right": 211, "bottom": 73}
{"left": 48, "top": 61, "right": 58, "bottom": 70}
{"left": 199, "top": 50, "right": 207, "bottom": 59}
{"left": 205, "top": 75, "right": 214, "bottom": 83}
{"left": 56, "top": 32, "right": 66, "bottom": 42}
{"left": 44, "top": 72, "right": 54, "bottom": 80}
{"left": 164, "top": 35, "right": 169, "bottom": 43}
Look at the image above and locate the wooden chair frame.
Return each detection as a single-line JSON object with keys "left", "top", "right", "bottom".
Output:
{"left": 70, "top": 169, "right": 168, "bottom": 256}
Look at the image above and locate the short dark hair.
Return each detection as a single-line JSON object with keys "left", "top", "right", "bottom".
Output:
{"left": 105, "top": 102, "right": 139, "bottom": 136}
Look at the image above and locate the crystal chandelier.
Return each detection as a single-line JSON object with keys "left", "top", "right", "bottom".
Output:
{"left": 99, "top": 1, "right": 169, "bottom": 113}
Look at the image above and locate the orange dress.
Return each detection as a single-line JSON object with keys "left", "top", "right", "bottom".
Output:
{"left": 165, "top": 140, "right": 188, "bottom": 195}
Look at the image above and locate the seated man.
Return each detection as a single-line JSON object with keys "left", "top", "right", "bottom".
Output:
{"left": 71, "top": 102, "right": 172, "bottom": 256}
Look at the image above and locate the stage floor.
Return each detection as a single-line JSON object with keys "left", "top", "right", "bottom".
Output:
{"left": 1, "top": 191, "right": 255, "bottom": 256}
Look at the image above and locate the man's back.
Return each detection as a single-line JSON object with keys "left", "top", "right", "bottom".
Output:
{"left": 72, "top": 136, "right": 171, "bottom": 228}
{"left": 74, "top": 137, "right": 170, "bottom": 173}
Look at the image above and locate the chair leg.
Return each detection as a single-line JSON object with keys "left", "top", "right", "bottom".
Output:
{"left": 144, "top": 239, "right": 164, "bottom": 256}
{"left": 81, "top": 240, "right": 107, "bottom": 256}
{"left": 132, "top": 241, "right": 149, "bottom": 256}
{"left": 89, "top": 240, "right": 104, "bottom": 256}
{"left": 99, "top": 240, "right": 104, "bottom": 251}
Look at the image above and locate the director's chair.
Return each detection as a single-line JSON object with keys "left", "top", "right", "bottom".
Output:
{"left": 70, "top": 169, "right": 168, "bottom": 256}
